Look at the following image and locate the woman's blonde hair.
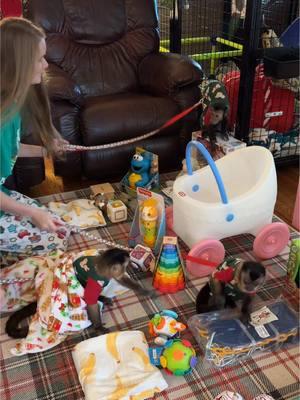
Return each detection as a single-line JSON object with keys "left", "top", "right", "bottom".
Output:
{"left": 0, "top": 17, "right": 60, "bottom": 154}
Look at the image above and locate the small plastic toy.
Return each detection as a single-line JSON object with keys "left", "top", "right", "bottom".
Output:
{"left": 168, "top": 141, "right": 290, "bottom": 277}
{"left": 140, "top": 198, "right": 158, "bottom": 249}
{"left": 148, "top": 310, "right": 186, "bottom": 345}
{"left": 148, "top": 338, "right": 197, "bottom": 376}
{"left": 130, "top": 244, "right": 156, "bottom": 272}
{"left": 121, "top": 147, "right": 159, "bottom": 196}
{"left": 127, "top": 152, "right": 152, "bottom": 189}
{"left": 129, "top": 188, "right": 165, "bottom": 255}
{"left": 152, "top": 236, "right": 185, "bottom": 293}
{"left": 107, "top": 200, "right": 127, "bottom": 223}
{"left": 92, "top": 192, "right": 108, "bottom": 213}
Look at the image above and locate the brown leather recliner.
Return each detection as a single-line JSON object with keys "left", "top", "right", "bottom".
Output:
{"left": 25, "top": 0, "right": 203, "bottom": 183}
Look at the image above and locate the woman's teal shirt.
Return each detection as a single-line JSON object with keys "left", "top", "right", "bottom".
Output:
{"left": 0, "top": 112, "right": 21, "bottom": 216}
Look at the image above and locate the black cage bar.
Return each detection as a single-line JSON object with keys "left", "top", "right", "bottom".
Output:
{"left": 157, "top": 0, "right": 299, "bottom": 164}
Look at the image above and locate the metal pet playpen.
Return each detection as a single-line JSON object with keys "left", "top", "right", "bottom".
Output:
{"left": 158, "top": 0, "right": 299, "bottom": 165}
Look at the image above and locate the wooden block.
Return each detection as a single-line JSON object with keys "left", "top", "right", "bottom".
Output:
{"left": 90, "top": 183, "right": 115, "bottom": 200}
{"left": 107, "top": 200, "right": 127, "bottom": 223}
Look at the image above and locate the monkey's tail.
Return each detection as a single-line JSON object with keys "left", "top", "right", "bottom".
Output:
{"left": 5, "top": 302, "right": 37, "bottom": 338}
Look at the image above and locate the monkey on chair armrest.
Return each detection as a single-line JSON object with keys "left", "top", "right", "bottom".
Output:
{"left": 5, "top": 248, "right": 157, "bottom": 338}
{"left": 196, "top": 258, "right": 266, "bottom": 323}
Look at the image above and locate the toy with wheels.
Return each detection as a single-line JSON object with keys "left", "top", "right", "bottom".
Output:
{"left": 148, "top": 310, "right": 186, "bottom": 346}
{"left": 167, "top": 141, "right": 290, "bottom": 277}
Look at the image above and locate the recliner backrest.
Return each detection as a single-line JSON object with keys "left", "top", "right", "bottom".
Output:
{"left": 28, "top": 0, "right": 160, "bottom": 97}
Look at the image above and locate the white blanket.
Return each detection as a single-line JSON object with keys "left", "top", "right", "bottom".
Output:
{"left": 48, "top": 199, "right": 106, "bottom": 228}
{"left": 72, "top": 330, "right": 168, "bottom": 400}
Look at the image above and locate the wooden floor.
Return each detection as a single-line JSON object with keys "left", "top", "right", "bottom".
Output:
{"left": 275, "top": 163, "right": 299, "bottom": 227}
{"left": 29, "top": 158, "right": 299, "bottom": 228}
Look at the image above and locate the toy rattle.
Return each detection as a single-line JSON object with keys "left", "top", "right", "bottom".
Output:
{"left": 148, "top": 310, "right": 186, "bottom": 345}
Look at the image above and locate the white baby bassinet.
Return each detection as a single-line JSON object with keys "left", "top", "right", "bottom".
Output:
{"left": 173, "top": 144, "right": 277, "bottom": 249}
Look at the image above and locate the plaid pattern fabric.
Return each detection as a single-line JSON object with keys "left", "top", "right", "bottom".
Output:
{"left": 1, "top": 176, "right": 299, "bottom": 400}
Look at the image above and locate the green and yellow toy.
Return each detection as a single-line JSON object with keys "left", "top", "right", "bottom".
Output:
{"left": 140, "top": 198, "right": 158, "bottom": 249}
{"left": 148, "top": 338, "right": 197, "bottom": 376}
{"left": 287, "top": 238, "right": 300, "bottom": 288}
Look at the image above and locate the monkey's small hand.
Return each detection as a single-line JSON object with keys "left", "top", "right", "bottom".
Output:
{"left": 221, "top": 132, "right": 229, "bottom": 141}
{"left": 140, "top": 288, "right": 158, "bottom": 298}
{"left": 98, "top": 296, "right": 113, "bottom": 306}
{"left": 147, "top": 289, "right": 158, "bottom": 299}
{"left": 94, "top": 323, "right": 110, "bottom": 334}
{"left": 239, "top": 312, "right": 250, "bottom": 325}
{"left": 213, "top": 294, "right": 226, "bottom": 310}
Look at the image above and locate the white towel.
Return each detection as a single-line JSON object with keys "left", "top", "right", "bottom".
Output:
{"left": 72, "top": 330, "right": 168, "bottom": 400}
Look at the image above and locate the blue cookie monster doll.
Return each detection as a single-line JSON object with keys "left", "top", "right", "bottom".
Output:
{"left": 127, "top": 152, "right": 152, "bottom": 189}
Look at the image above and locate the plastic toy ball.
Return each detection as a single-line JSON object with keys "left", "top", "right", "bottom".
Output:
{"left": 159, "top": 338, "right": 197, "bottom": 376}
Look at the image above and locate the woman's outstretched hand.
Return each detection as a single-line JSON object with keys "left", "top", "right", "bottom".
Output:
{"left": 52, "top": 137, "right": 69, "bottom": 156}
{"left": 29, "top": 208, "right": 65, "bottom": 233}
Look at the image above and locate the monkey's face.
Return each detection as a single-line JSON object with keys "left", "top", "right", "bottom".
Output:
{"left": 239, "top": 268, "right": 266, "bottom": 294}
{"left": 109, "top": 257, "right": 130, "bottom": 280}
{"left": 210, "top": 108, "right": 224, "bottom": 125}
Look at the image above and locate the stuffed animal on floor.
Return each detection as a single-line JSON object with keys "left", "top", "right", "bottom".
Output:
{"left": 127, "top": 152, "right": 152, "bottom": 189}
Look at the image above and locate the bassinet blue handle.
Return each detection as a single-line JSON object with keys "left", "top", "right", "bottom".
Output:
{"left": 185, "top": 140, "right": 229, "bottom": 205}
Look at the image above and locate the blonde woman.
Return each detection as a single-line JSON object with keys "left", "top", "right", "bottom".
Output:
{"left": 0, "top": 18, "right": 71, "bottom": 256}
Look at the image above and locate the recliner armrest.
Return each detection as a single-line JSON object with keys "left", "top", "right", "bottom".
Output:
{"left": 44, "top": 63, "right": 83, "bottom": 106}
{"left": 138, "top": 53, "right": 203, "bottom": 97}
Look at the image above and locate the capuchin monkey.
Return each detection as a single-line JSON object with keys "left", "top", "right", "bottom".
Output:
{"left": 6, "top": 248, "right": 157, "bottom": 338}
{"left": 202, "top": 100, "right": 229, "bottom": 154}
{"left": 79, "top": 248, "right": 157, "bottom": 334}
{"left": 196, "top": 259, "right": 266, "bottom": 323}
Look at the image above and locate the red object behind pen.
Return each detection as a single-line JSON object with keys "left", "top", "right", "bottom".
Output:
{"left": 0, "top": 0, "right": 22, "bottom": 18}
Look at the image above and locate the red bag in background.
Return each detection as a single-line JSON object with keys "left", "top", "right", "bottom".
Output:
{"left": 0, "top": 0, "right": 22, "bottom": 18}
{"left": 223, "top": 65, "right": 295, "bottom": 133}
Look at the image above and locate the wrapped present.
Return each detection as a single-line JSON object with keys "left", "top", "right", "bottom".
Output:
{"left": 188, "top": 130, "right": 246, "bottom": 169}
{"left": 188, "top": 299, "right": 299, "bottom": 367}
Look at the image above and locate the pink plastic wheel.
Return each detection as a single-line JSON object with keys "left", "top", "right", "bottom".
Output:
{"left": 186, "top": 239, "right": 225, "bottom": 277}
{"left": 165, "top": 206, "right": 176, "bottom": 236}
{"left": 253, "top": 222, "right": 290, "bottom": 259}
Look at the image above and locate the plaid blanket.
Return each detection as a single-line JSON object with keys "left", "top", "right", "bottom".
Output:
{"left": 0, "top": 178, "right": 299, "bottom": 400}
